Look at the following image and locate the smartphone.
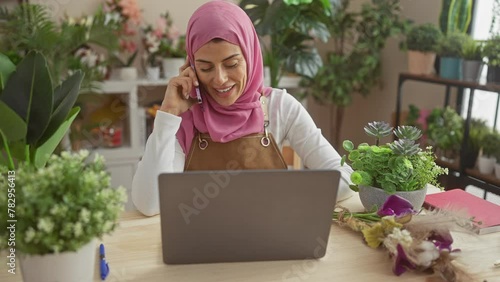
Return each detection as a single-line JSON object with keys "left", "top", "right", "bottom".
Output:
{"left": 190, "top": 62, "right": 203, "bottom": 105}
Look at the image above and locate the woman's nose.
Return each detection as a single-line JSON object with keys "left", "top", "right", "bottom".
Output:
{"left": 213, "top": 67, "right": 227, "bottom": 85}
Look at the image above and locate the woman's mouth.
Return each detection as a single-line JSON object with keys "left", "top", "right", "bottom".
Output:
{"left": 214, "top": 85, "right": 234, "bottom": 98}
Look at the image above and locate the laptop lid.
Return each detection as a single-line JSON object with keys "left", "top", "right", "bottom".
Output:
{"left": 158, "top": 169, "right": 340, "bottom": 264}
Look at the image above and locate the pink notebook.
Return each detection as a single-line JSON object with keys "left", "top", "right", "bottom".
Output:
{"left": 424, "top": 189, "right": 500, "bottom": 235}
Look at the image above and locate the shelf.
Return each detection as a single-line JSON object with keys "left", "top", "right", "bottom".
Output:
{"left": 96, "top": 78, "right": 170, "bottom": 93}
{"left": 465, "top": 168, "right": 500, "bottom": 187}
{"left": 92, "top": 147, "right": 143, "bottom": 161}
{"left": 435, "top": 158, "right": 460, "bottom": 172}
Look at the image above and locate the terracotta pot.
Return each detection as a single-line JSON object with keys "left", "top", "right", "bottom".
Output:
{"left": 407, "top": 51, "right": 436, "bottom": 75}
{"left": 358, "top": 185, "right": 428, "bottom": 211}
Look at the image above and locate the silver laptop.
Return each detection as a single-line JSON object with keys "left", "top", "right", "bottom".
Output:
{"left": 158, "top": 169, "right": 340, "bottom": 264}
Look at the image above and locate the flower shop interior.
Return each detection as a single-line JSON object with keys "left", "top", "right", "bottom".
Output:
{"left": 1, "top": 0, "right": 500, "bottom": 281}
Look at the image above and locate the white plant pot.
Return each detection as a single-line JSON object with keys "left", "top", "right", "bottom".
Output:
{"left": 477, "top": 156, "right": 496, "bottom": 175}
{"left": 407, "top": 51, "right": 436, "bottom": 75}
{"left": 162, "top": 57, "right": 185, "bottom": 79}
{"left": 20, "top": 239, "right": 96, "bottom": 282}
{"left": 119, "top": 67, "right": 138, "bottom": 81}
{"left": 495, "top": 163, "right": 500, "bottom": 179}
{"left": 358, "top": 185, "right": 428, "bottom": 212}
{"left": 146, "top": 66, "right": 160, "bottom": 81}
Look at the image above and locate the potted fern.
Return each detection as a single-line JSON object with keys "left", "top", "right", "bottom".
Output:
{"left": 341, "top": 121, "right": 448, "bottom": 211}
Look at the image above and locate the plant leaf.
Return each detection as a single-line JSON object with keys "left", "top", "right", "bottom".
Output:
{"left": 0, "top": 51, "right": 53, "bottom": 145}
{"left": 0, "top": 52, "right": 16, "bottom": 92}
{"left": 33, "top": 106, "right": 80, "bottom": 168}
{"left": 38, "top": 71, "right": 83, "bottom": 145}
{"left": 0, "top": 100, "right": 27, "bottom": 142}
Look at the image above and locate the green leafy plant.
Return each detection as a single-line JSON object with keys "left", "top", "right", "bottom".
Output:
{"left": 438, "top": 32, "right": 469, "bottom": 58}
{"left": 483, "top": 35, "right": 500, "bottom": 67}
{"left": 341, "top": 121, "right": 447, "bottom": 194}
{"left": 0, "top": 51, "right": 83, "bottom": 170}
{"left": 480, "top": 130, "right": 500, "bottom": 158}
{"left": 426, "top": 107, "right": 464, "bottom": 158}
{"left": 240, "top": 0, "right": 332, "bottom": 87}
{"left": 461, "top": 36, "right": 484, "bottom": 61}
{"left": 0, "top": 150, "right": 127, "bottom": 254}
{"left": 403, "top": 23, "right": 443, "bottom": 52}
{"left": 300, "top": 0, "right": 409, "bottom": 147}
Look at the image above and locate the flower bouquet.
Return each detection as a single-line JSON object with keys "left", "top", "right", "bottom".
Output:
{"left": 333, "top": 195, "right": 476, "bottom": 281}
{"left": 156, "top": 12, "right": 186, "bottom": 59}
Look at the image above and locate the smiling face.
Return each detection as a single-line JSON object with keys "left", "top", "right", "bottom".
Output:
{"left": 193, "top": 40, "right": 247, "bottom": 107}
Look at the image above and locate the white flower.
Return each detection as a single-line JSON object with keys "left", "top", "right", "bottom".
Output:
{"left": 388, "top": 228, "right": 413, "bottom": 247}
{"left": 37, "top": 218, "right": 54, "bottom": 234}
{"left": 80, "top": 208, "right": 91, "bottom": 223}
{"left": 25, "top": 228, "right": 36, "bottom": 243}
{"left": 74, "top": 222, "right": 83, "bottom": 237}
{"left": 415, "top": 241, "right": 439, "bottom": 268}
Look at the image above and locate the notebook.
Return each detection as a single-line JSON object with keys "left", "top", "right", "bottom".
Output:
{"left": 424, "top": 189, "right": 500, "bottom": 235}
{"left": 157, "top": 169, "right": 341, "bottom": 264}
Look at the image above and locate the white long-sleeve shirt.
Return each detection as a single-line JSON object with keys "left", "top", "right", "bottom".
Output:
{"left": 132, "top": 88, "right": 354, "bottom": 216}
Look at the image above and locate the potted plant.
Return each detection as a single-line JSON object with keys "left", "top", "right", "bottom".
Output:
{"left": 0, "top": 52, "right": 126, "bottom": 281}
{"left": 403, "top": 23, "right": 443, "bottom": 75}
{"left": 240, "top": 0, "right": 331, "bottom": 87}
{"left": 477, "top": 130, "right": 500, "bottom": 175}
{"left": 494, "top": 145, "right": 500, "bottom": 179}
{"left": 155, "top": 12, "right": 187, "bottom": 79}
{"left": 461, "top": 36, "right": 484, "bottom": 82}
{"left": 341, "top": 121, "right": 448, "bottom": 211}
{"left": 464, "top": 118, "right": 490, "bottom": 169}
{"left": 0, "top": 151, "right": 126, "bottom": 282}
{"left": 437, "top": 32, "right": 468, "bottom": 79}
{"left": 425, "top": 106, "right": 464, "bottom": 161}
{"left": 483, "top": 34, "right": 500, "bottom": 84}
{"left": 141, "top": 21, "right": 162, "bottom": 80}
{"left": 299, "top": 0, "right": 409, "bottom": 148}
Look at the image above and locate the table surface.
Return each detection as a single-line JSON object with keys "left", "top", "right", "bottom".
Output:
{"left": 2, "top": 189, "right": 500, "bottom": 282}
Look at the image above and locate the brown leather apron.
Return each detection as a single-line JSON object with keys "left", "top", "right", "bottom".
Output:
{"left": 184, "top": 96, "right": 288, "bottom": 171}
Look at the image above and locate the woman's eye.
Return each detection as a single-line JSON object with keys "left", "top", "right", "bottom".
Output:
{"left": 199, "top": 67, "right": 213, "bottom": 72}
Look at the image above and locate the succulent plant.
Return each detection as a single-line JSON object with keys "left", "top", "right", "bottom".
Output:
{"left": 364, "top": 121, "right": 393, "bottom": 145}
{"left": 394, "top": 126, "right": 423, "bottom": 141}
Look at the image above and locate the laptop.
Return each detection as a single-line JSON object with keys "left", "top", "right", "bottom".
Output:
{"left": 158, "top": 169, "right": 340, "bottom": 264}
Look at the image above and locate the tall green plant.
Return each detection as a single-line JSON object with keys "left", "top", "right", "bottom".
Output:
{"left": 439, "top": 0, "right": 472, "bottom": 35}
{"left": 240, "top": 0, "right": 331, "bottom": 87}
{"left": 0, "top": 51, "right": 83, "bottom": 169}
{"left": 300, "top": 0, "right": 409, "bottom": 148}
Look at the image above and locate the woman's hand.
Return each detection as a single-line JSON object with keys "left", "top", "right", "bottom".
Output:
{"left": 160, "top": 58, "right": 199, "bottom": 116}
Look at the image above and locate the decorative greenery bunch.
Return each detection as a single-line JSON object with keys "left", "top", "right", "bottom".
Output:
{"left": 404, "top": 23, "right": 443, "bottom": 53}
{"left": 333, "top": 195, "right": 474, "bottom": 280}
{"left": 438, "top": 32, "right": 469, "bottom": 58}
{"left": 0, "top": 150, "right": 127, "bottom": 254}
{"left": 341, "top": 121, "right": 448, "bottom": 194}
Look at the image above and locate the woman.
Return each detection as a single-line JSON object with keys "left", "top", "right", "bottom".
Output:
{"left": 132, "top": 0, "right": 353, "bottom": 216}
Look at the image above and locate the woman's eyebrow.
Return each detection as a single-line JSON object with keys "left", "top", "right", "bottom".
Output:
{"left": 196, "top": 54, "right": 241, "bottom": 64}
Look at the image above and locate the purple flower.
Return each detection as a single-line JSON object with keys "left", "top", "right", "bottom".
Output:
{"left": 378, "top": 195, "right": 415, "bottom": 217}
{"left": 428, "top": 230, "right": 454, "bottom": 251}
{"left": 393, "top": 244, "right": 416, "bottom": 276}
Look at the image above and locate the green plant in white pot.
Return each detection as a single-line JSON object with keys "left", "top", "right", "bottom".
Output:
{"left": 0, "top": 52, "right": 126, "bottom": 281}
{"left": 477, "top": 130, "right": 500, "bottom": 175}
{"left": 341, "top": 121, "right": 448, "bottom": 211}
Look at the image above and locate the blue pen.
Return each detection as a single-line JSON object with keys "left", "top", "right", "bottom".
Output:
{"left": 100, "top": 243, "right": 110, "bottom": 280}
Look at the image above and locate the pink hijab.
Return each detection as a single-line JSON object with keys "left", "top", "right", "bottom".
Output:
{"left": 176, "top": 0, "right": 272, "bottom": 154}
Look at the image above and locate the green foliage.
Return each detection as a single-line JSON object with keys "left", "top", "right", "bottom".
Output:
{"left": 461, "top": 36, "right": 484, "bottom": 61}
{"left": 483, "top": 35, "right": 500, "bottom": 67}
{"left": 481, "top": 131, "right": 500, "bottom": 157}
{"left": 342, "top": 121, "right": 447, "bottom": 193}
{"left": 0, "top": 52, "right": 83, "bottom": 170}
{"left": 240, "top": 0, "right": 332, "bottom": 87}
{"left": 301, "top": 0, "right": 409, "bottom": 105}
{"left": 404, "top": 23, "right": 443, "bottom": 52}
{"left": 426, "top": 107, "right": 464, "bottom": 154}
{"left": 0, "top": 151, "right": 127, "bottom": 255}
{"left": 467, "top": 118, "right": 489, "bottom": 152}
{"left": 0, "top": 4, "right": 119, "bottom": 90}
{"left": 438, "top": 32, "right": 469, "bottom": 57}
{"left": 439, "top": 0, "right": 472, "bottom": 35}
{"left": 364, "top": 121, "right": 393, "bottom": 145}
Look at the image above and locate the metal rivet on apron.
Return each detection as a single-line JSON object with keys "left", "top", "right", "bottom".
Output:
{"left": 198, "top": 136, "right": 208, "bottom": 150}
{"left": 261, "top": 136, "right": 270, "bottom": 147}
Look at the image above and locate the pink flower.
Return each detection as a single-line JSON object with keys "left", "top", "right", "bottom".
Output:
{"left": 154, "top": 17, "right": 167, "bottom": 38}
{"left": 120, "top": 40, "right": 137, "bottom": 54}
{"left": 123, "top": 21, "right": 137, "bottom": 36}
{"left": 118, "top": 0, "right": 141, "bottom": 24}
{"left": 167, "top": 26, "right": 180, "bottom": 41}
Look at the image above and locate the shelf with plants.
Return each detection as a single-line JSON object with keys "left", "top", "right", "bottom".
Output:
{"left": 395, "top": 72, "right": 500, "bottom": 197}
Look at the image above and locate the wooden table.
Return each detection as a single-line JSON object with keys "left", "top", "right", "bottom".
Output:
{"left": 3, "top": 192, "right": 500, "bottom": 282}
